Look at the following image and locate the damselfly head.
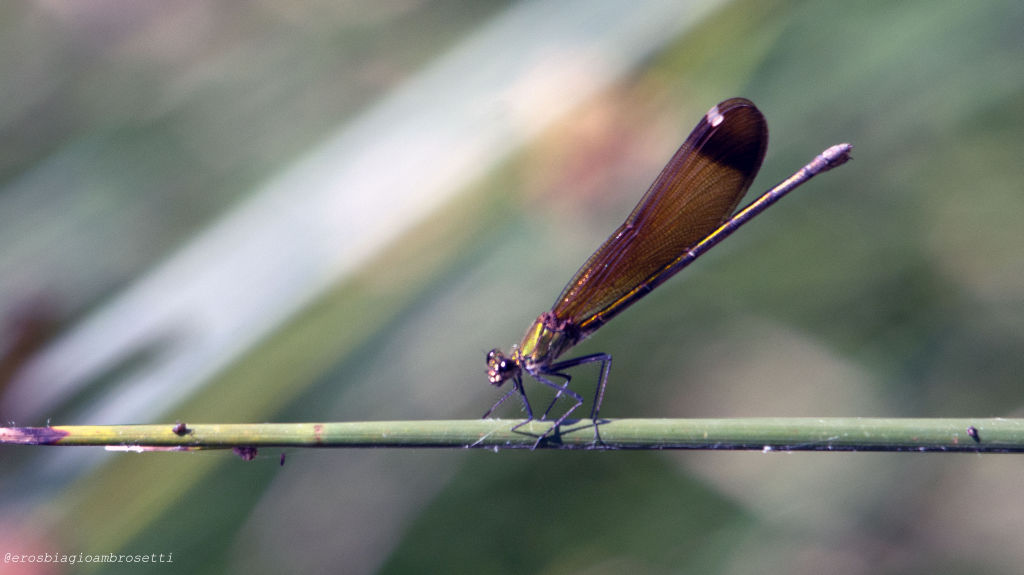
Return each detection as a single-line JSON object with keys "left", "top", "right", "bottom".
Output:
{"left": 486, "top": 348, "right": 519, "bottom": 386}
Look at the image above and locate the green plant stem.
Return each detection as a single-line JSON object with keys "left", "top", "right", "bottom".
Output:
{"left": 2, "top": 418, "right": 1022, "bottom": 451}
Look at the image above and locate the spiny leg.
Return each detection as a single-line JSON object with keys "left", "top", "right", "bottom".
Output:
{"left": 506, "top": 375, "right": 538, "bottom": 434}
{"left": 540, "top": 372, "right": 573, "bottom": 421}
{"left": 546, "top": 353, "right": 612, "bottom": 445}
{"left": 483, "top": 374, "right": 537, "bottom": 433}
{"left": 526, "top": 371, "right": 583, "bottom": 448}
{"left": 482, "top": 388, "right": 517, "bottom": 419}
{"left": 584, "top": 353, "right": 612, "bottom": 421}
{"left": 587, "top": 354, "right": 612, "bottom": 446}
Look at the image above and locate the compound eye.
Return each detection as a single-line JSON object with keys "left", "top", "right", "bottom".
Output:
{"left": 486, "top": 349, "right": 519, "bottom": 385}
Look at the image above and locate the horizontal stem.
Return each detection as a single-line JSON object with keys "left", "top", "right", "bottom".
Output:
{"left": 2, "top": 418, "right": 1021, "bottom": 452}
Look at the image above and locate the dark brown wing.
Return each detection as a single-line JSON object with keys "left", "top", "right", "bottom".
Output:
{"left": 550, "top": 98, "right": 768, "bottom": 331}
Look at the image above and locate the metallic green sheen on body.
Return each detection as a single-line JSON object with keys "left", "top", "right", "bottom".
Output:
{"left": 514, "top": 312, "right": 580, "bottom": 372}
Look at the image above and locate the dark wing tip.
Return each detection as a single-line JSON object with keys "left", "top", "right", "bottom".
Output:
{"left": 699, "top": 98, "right": 768, "bottom": 176}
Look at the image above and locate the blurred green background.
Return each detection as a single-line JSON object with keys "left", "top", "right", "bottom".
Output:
{"left": 2, "top": 1, "right": 1023, "bottom": 573}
